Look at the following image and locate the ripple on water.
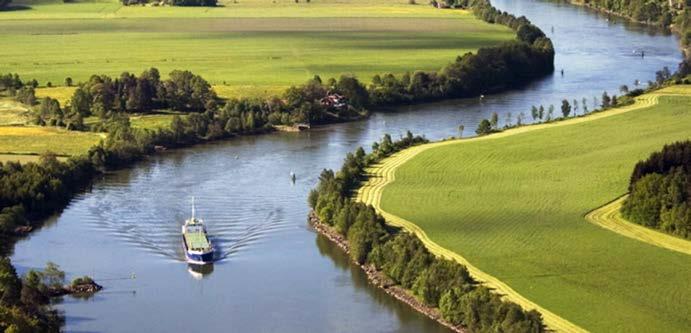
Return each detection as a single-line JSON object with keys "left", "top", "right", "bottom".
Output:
{"left": 75, "top": 185, "right": 297, "bottom": 263}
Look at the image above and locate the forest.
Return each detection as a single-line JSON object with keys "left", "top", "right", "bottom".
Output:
{"left": 308, "top": 133, "right": 544, "bottom": 332}
{"left": 622, "top": 140, "right": 690, "bottom": 238}
{"left": 0, "top": 258, "right": 101, "bottom": 332}
{"left": 575, "top": 0, "right": 691, "bottom": 49}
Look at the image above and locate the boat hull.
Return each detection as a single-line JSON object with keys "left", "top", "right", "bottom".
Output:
{"left": 182, "top": 237, "right": 214, "bottom": 264}
{"left": 185, "top": 250, "right": 214, "bottom": 265}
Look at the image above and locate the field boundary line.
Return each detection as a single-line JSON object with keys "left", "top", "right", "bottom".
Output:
{"left": 585, "top": 195, "right": 691, "bottom": 256}
{"left": 355, "top": 91, "right": 675, "bottom": 333}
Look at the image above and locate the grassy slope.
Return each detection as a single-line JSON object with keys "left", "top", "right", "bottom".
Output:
{"left": 374, "top": 87, "right": 691, "bottom": 332}
{"left": 0, "top": 0, "right": 513, "bottom": 97}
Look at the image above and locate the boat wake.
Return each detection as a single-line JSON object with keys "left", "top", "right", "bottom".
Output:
{"left": 79, "top": 192, "right": 294, "bottom": 264}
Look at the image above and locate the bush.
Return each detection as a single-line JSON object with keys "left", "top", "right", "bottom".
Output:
{"left": 475, "top": 119, "right": 493, "bottom": 135}
{"left": 71, "top": 276, "right": 95, "bottom": 287}
{"left": 0, "top": 206, "right": 27, "bottom": 235}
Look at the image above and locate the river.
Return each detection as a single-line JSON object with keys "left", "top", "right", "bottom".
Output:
{"left": 9, "top": 1, "right": 682, "bottom": 332}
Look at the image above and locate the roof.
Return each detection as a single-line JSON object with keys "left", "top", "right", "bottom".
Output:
{"left": 184, "top": 231, "right": 210, "bottom": 250}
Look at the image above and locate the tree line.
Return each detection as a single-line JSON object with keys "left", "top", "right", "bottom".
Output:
{"left": 578, "top": 0, "right": 682, "bottom": 26}
{"left": 369, "top": 0, "right": 554, "bottom": 105}
{"left": 471, "top": 71, "right": 691, "bottom": 137}
{"left": 1, "top": 70, "right": 369, "bottom": 134}
{"left": 67, "top": 69, "right": 216, "bottom": 116}
{"left": 622, "top": 140, "right": 690, "bottom": 239}
{"left": 5, "top": 0, "right": 557, "bottom": 134}
{"left": 308, "top": 133, "right": 544, "bottom": 332}
{"left": 0, "top": 260, "right": 66, "bottom": 332}
{"left": 0, "top": 154, "right": 96, "bottom": 234}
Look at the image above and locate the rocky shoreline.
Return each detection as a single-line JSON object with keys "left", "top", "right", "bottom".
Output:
{"left": 308, "top": 211, "right": 465, "bottom": 333}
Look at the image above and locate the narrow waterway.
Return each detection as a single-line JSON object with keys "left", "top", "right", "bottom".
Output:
{"left": 9, "top": 1, "right": 682, "bottom": 332}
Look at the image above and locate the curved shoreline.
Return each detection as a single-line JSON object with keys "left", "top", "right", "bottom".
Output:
{"left": 585, "top": 195, "right": 691, "bottom": 256}
{"left": 309, "top": 212, "right": 465, "bottom": 333}
{"left": 565, "top": 0, "right": 690, "bottom": 56}
{"left": 354, "top": 91, "right": 677, "bottom": 332}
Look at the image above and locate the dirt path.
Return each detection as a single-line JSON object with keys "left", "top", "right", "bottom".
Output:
{"left": 355, "top": 91, "right": 680, "bottom": 333}
{"left": 585, "top": 196, "right": 691, "bottom": 256}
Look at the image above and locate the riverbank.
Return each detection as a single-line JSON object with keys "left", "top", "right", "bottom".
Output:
{"left": 309, "top": 211, "right": 464, "bottom": 333}
{"left": 567, "top": 0, "right": 660, "bottom": 26}
{"left": 309, "top": 132, "right": 548, "bottom": 332}
{"left": 565, "top": 0, "right": 690, "bottom": 56}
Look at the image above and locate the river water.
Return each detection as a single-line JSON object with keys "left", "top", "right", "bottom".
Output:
{"left": 9, "top": 1, "right": 682, "bottom": 332}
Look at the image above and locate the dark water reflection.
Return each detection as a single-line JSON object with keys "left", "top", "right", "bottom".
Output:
{"left": 10, "top": 0, "right": 682, "bottom": 332}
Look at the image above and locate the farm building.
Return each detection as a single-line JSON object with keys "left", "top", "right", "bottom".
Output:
{"left": 320, "top": 93, "right": 348, "bottom": 111}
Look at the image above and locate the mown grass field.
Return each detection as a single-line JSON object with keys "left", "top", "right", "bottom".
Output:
{"left": 0, "top": 0, "right": 514, "bottom": 97}
{"left": 372, "top": 87, "right": 691, "bottom": 332}
{"left": 586, "top": 196, "right": 691, "bottom": 256}
{"left": 0, "top": 98, "right": 30, "bottom": 125}
{"left": 129, "top": 113, "right": 178, "bottom": 129}
{"left": 0, "top": 126, "right": 103, "bottom": 159}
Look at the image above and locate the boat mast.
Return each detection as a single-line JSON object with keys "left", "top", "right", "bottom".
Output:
{"left": 192, "top": 196, "right": 196, "bottom": 220}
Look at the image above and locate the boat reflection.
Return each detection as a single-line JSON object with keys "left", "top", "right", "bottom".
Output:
{"left": 187, "top": 263, "right": 214, "bottom": 280}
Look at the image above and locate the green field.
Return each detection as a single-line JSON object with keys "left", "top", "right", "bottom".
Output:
{"left": 0, "top": 126, "right": 103, "bottom": 159}
{"left": 365, "top": 87, "right": 691, "bottom": 332}
{"left": 0, "top": 0, "right": 514, "bottom": 97}
{"left": 130, "top": 113, "right": 178, "bottom": 129}
{"left": 34, "top": 86, "right": 78, "bottom": 106}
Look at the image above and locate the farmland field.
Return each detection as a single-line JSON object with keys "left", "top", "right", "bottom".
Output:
{"left": 129, "top": 113, "right": 179, "bottom": 129}
{"left": 0, "top": 0, "right": 514, "bottom": 97}
{"left": 363, "top": 86, "right": 691, "bottom": 332}
{"left": 0, "top": 98, "right": 30, "bottom": 125}
{"left": 0, "top": 126, "right": 103, "bottom": 158}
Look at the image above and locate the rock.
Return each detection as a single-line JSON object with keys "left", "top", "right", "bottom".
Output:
{"left": 68, "top": 281, "right": 103, "bottom": 295}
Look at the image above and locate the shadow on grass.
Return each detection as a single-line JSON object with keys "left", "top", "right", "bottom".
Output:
{"left": 1, "top": 5, "right": 32, "bottom": 11}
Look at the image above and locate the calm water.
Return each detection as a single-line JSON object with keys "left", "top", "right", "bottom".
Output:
{"left": 9, "top": 1, "right": 681, "bottom": 332}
